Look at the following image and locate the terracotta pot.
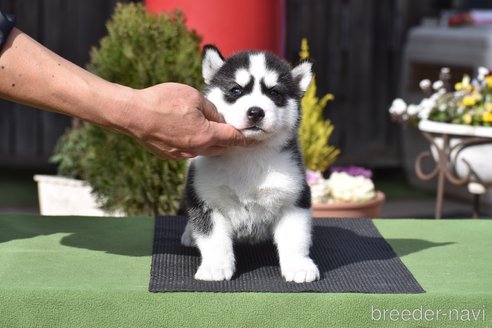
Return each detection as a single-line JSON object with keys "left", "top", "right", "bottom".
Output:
{"left": 311, "top": 191, "right": 385, "bottom": 219}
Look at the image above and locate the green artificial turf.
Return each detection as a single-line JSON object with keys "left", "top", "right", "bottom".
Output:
{"left": 0, "top": 215, "right": 490, "bottom": 328}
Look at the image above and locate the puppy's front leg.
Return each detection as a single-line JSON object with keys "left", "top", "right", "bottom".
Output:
{"left": 274, "top": 207, "right": 320, "bottom": 283}
{"left": 194, "top": 211, "right": 235, "bottom": 281}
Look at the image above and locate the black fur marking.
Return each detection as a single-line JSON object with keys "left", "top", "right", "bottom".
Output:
{"left": 202, "top": 44, "right": 224, "bottom": 61}
{"left": 281, "top": 137, "right": 311, "bottom": 209}
{"left": 204, "top": 51, "right": 306, "bottom": 105}
{"left": 184, "top": 163, "right": 213, "bottom": 235}
{"left": 223, "top": 78, "right": 254, "bottom": 104}
{"left": 264, "top": 53, "right": 303, "bottom": 100}
{"left": 296, "top": 181, "right": 312, "bottom": 209}
{"left": 205, "top": 53, "right": 251, "bottom": 104}
{"left": 260, "top": 80, "right": 287, "bottom": 107}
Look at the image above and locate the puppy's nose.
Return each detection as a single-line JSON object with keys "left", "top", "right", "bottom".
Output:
{"left": 247, "top": 107, "right": 265, "bottom": 123}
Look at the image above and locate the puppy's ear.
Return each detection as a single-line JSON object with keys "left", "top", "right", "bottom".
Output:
{"left": 202, "top": 45, "right": 225, "bottom": 84}
{"left": 291, "top": 61, "right": 313, "bottom": 93}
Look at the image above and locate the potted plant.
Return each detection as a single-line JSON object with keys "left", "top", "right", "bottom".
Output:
{"left": 298, "top": 39, "right": 385, "bottom": 218}
{"left": 389, "top": 67, "right": 492, "bottom": 189}
{"left": 36, "top": 3, "right": 203, "bottom": 216}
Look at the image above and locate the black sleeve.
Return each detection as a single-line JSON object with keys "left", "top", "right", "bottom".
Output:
{"left": 0, "top": 11, "right": 16, "bottom": 51}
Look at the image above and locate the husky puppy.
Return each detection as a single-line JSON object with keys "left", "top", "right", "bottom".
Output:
{"left": 181, "top": 45, "right": 319, "bottom": 283}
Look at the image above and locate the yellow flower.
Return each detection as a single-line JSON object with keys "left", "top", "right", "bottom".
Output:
{"left": 455, "top": 82, "right": 463, "bottom": 91}
{"left": 483, "top": 112, "right": 492, "bottom": 123}
{"left": 472, "top": 91, "right": 483, "bottom": 102}
{"left": 485, "top": 102, "right": 492, "bottom": 111}
{"left": 486, "top": 76, "right": 492, "bottom": 88}
{"left": 462, "top": 96, "right": 476, "bottom": 107}
{"left": 463, "top": 114, "right": 472, "bottom": 124}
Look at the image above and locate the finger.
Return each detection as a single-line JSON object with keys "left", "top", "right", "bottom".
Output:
{"left": 199, "top": 145, "right": 227, "bottom": 157}
{"left": 148, "top": 145, "right": 190, "bottom": 161}
{"left": 209, "top": 121, "right": 249, "bottom": 147}
{"left": 199, "top": 98, "right": 225, "bottom": 123}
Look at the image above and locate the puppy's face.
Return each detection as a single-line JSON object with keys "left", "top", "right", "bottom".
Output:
{"left": 202, "top": 46, "right": 312, "bottom": 141}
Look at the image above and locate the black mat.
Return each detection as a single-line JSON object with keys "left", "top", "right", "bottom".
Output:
{"left": 149, "top": 216, "right": 424, "bottom": 293}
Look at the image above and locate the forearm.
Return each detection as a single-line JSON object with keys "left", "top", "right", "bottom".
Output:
{"left": 0, "top": 28, "right": 134, "bottom": 133}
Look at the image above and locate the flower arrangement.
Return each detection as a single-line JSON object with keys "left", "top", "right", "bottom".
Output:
{"left": 307, "top": 167, "right": 376, "bottom": 204}
{"left": 389, "top": 67, "right": 492, "bottom": 126}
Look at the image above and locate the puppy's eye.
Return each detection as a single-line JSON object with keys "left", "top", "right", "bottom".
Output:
{"left": 269, "top": 88, "right": 281, "bottom": 97}
{"left": 230, "top": 86, "right": 243, "bottom": 96}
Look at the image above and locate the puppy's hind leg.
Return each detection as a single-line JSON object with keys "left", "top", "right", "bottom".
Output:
{"left": 180, "top": 222, "right": 196, "bottom": 247}
{"left": 274, "top": 207, "right": 320, "bottom": 283}
{"left": 194, "top": 211, "right": 235, "bottom": 281}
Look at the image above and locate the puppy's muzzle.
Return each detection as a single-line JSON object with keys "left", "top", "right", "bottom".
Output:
{"left": 247, "top": 107, "right": 265, "bottom": 124}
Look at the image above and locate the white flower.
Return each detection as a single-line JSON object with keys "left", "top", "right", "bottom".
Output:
{"left": 418, "top": 107, "right": 431, "bottom": 120}
{"left": 325, "top": 172, "right": 375, "bottom": 203}
{"left": 419, "top": 79, "right": 431, "bottom": 91}
{"left": 432, "top": 80, "right": 444, "bottom": 90}
{"left": 310, "top": 181, "right": 331, "bottom": 204}
{"left": 389, "top": 98, "right": 407, "bottom": 115}
{"left": 419, "top": 98, "right": 435, "bottom": 110}
{"left": 406, "top": 104, "right": 419, "bottom": 116}
{"left": 478, "top": 67, "right": 489, "bottom": 80}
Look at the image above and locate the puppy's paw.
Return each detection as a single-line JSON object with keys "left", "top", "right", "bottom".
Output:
{"left": 281, "top": 257, "right": 320, "bottom": 283}
{"left": 195, "top": 264, "right": 235, "bottom": 281}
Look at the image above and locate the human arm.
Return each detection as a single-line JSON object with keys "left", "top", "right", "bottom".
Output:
{"left": 0, "top": 27, "right": 248, "bottom": 160}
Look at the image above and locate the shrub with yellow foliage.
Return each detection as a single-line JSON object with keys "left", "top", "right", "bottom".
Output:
{"left": 298, "top": 38, "right": 340, "bottom": 172}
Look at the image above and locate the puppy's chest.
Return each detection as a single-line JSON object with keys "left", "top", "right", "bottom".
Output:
{"left": 194, "top": 153, "right": 301, "bottom": 215}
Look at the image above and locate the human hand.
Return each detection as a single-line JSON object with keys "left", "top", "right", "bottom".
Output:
{"left": 122, "top": 82, "right": 250, "bottom": 160}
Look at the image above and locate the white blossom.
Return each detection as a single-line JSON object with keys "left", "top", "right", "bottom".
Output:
{"left": 419, "top": 79, "right": 431, "bottom": 91}
{"left": 478, "top": 66, "right": 489, "bottom": 80}
{"left": 406, "top": 104, "right": 419, "bottom": 116}
{"left": 388, "top": 98, "right": 407, "bottom": 115}
{"left": 418, "top": 107, "right": 431, "bottom": 120}
{"left": 325, "top": 172, "right": 375, "bottom": 203}
{"left": 433, "top": 80, "right": 444, "bottom": 90}
{"left": 310, "top": 180, "right": 331, "bottom": 204}
{"left": 441, "top": 67, "right": 450, "bottom": 75}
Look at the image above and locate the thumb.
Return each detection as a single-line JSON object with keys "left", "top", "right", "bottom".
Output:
{"left": 209, "top": 121, "right": 250, "bottom": 147}
{"left": 200, "top": 98, "right": 225, "bottom": 123}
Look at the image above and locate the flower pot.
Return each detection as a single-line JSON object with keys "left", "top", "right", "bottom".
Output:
{"left": 312, "top": 191, "right": 385, "bottom": 218}
{"left": 33, "top": 175, "right": 124, "bottom": 216}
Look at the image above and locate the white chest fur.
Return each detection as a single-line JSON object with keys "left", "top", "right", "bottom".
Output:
{"left": 192, "top": 147, "right": 303, "bottom": 241}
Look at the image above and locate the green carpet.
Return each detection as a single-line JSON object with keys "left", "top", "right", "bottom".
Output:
{"left": 0, "top": 215, "right": 490, "bottom": 328}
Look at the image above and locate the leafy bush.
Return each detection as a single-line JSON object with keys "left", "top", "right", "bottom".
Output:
{"left": 51, "top": 3, "right": 203, "bottom": 216}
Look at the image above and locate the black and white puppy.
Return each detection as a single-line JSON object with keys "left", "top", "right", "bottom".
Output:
{"left": 181, "top": 45, "right": 319, "bottom": 283}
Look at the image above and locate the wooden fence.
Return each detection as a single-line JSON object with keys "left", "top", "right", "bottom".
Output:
{"left": 0, "top": 0, "right": 136, "bottom": 168}
{"left": 284, "top": 0, "right": 440, "bottom": 166}
{"left": 0, "top": 0, "right": 438, "bottom": 168}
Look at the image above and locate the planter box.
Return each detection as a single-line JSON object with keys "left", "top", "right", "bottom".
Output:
{"left": 34, "top": 175, "right": 124, "bottom": 217}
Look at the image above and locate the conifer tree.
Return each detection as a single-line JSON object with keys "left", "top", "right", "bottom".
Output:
{"left": 298, "top": 38, "right": 340, "bottom": 172}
